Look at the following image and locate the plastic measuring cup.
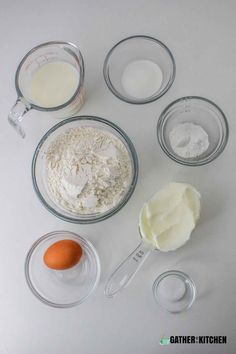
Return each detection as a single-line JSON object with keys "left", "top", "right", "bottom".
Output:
{"left": 104, "top": 193, "right": 198, "bottom": 298}
{"left": 104, "top": 231, "right": 155, "bottom": 298}
{"left": 8, "top": 41, "right": 85, "bottom": 138}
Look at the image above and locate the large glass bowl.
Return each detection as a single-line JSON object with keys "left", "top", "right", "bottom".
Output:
{"left": 25, "top": 231, "right": 101, "bottom": 308}
{"left": 32, "top": 116, "right": 138, "bottom": 223}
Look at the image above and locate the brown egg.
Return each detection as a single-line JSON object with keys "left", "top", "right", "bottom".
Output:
{"left": 43, "top": 239, "right": 83, "bottom": 270}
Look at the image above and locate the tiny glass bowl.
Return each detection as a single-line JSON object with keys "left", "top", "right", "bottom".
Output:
{"left": 32, "top": 116, "right": 138, "bottom": 224}
{"left": 103, "top": 35, "right": 176, "bottom": 104}
{"left": 157, "top": 96, "right": 229, "bottom": 166}
{"left": 25, "top": 231, "right": 101, "bottom": 308}
{"left": 153, "top": 270, "right": 196, "bottom": 313}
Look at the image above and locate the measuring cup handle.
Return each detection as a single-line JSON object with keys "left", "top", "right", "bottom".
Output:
{"left": 104, "top": 241, "right": 153, "bottom": 298}
{"left": 8, "top": 98, "right": 31, "bottom": 138}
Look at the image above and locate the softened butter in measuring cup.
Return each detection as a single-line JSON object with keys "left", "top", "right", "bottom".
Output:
{"left": 29, "top": 62, "right": 80, "bottom": 107}
{"left": 139, "top": 183, "right": 201, "bottom": 251}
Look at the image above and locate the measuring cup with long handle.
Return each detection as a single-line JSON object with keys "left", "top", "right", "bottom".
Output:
{"left": 105, "top": 183, "right": 200, "bottom": 298}
{"left": 104, "top": 238, "right": 155, "bottom": 298}
{"left": 8, "top": 41, "right": 84, "bottom": 138}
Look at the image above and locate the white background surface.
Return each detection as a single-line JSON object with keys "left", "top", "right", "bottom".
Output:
{"left": 0, "top": 1, "right": 236, "bottom": 353}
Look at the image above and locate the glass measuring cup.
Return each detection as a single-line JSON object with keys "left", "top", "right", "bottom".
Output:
{"left": 8, "top": 41, "right": 85, "bottom": 138}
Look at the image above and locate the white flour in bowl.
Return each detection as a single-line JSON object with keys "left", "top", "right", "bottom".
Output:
{"left": 46, "top": 126, "right": 133, "bottom": 214}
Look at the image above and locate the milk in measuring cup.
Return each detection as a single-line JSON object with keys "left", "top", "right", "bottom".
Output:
{"left": 29, "top": 61, "right": 80, "bottom": 108}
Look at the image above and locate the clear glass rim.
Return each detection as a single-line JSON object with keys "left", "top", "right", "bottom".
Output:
{"left": 25, "top": 231, "right": 101, "bottom": 308}
{"left": 157, "top": 96, "right": 229, "bottom": 166}
{"left": 103, "top": 35, "right": 176, "bottom": 104}
{"left": 32, "top": 115, "right": 139, "bottom": 224}
{"left": 15, "top": 41, "right": 84, "bottom": 111}
{"left": 152, "top": 270, "right": 196, "bottom": 313}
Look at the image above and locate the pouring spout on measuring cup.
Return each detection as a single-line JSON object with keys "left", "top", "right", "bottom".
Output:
{"left": 8, "top": 98, "right": 31, "bottom": 138}
{"left": 8, "top": 41, "right": 85, "bottom": 139}
{"left": 104, "top": 240, "right": 154, "bottom": 298}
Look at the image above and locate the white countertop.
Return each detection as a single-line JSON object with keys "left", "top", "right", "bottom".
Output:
{"left": 1, "top": 1, "right": 236, "bottom": 353}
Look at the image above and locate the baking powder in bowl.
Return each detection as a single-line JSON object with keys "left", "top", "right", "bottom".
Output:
{"left": 169, "top": 122, "right": 209, "bottom": 159}
{"left": 46, "top": 127, "right": 133, "bottom": 214}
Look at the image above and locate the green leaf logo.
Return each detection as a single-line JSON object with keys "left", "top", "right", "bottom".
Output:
{"left": 160, "top": 337, "right": 170, "bottom": 345}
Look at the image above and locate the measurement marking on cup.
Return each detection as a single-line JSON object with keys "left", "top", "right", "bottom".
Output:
{"left": 132, "top": 250, "right": 144, "bottom": 262}
{"left": 36, "top": 55, "right": 48, "bottom": 67}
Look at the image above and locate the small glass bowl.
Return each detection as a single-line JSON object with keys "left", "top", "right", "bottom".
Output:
{"left": 157, "top": 96, "right": 229, "bottom": 166}
{"left": 103, "top": 35, "right": 176, "bottom": 104}
{"left": 25, "top": 231, "right": 101, "bottom": 308}
{"left": 32, "top": 116, "right": 138, "bottom": 223}
{"left": 153, "top": 270, "right": 196, "bottom": 313}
